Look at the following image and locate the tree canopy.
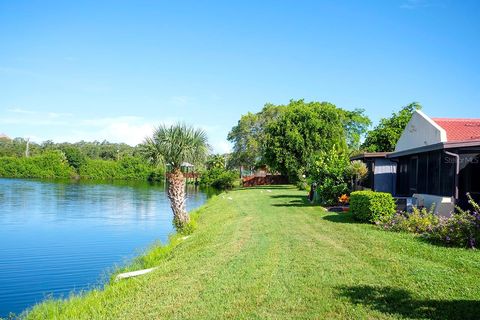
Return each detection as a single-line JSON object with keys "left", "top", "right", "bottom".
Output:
{"left": 227, "top": 103, "right": 285, "bottom": 169}
{"left": 228, "top": 100, "right": 371, "bottom": 176}
{"left": 263, "top": 100, "right": 349, "bottom": 181}
{"left": 361, "top": 102, "right": 421, "bottom": 152}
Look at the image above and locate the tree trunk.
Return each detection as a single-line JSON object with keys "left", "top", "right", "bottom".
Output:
{"left": 167, "top": 168, "right": 189, "bottom": 230}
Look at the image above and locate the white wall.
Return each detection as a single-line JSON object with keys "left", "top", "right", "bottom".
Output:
{"left": 395, "top": 110, "right": 447, "bottom": 152}
{"left": 413, "top": 193, "right": 454, "bottom": 217}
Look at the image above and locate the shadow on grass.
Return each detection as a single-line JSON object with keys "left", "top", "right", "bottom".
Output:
{"left": 271, "top": 197, "right": 315, "bottom": 207}
{"left": 270, "top": 194, "right": 307, "bottom": 199}
{"left": 338, "top": 285, "right": 480, "bottom": 320}
{"left": 252, "top": 185, "right": 293, "bottom": 189}
{"left": 235, "top": 185, "right": 294, "bottom": 192}
{"left": 322, "top": 213, "right": 356, "bottom": 224}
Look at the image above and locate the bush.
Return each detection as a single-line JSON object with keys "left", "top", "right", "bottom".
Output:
{"left": 350, "top": 191, "right": 396, "bottom": 223}
{"left": 79, "top": 157, "right": 161, "bottom": 180}
{"left": 378, "top": 206, "right": 438, "bottom": 234}
{"left": 308, "top": 147, "right": 350, "bottom": 205}
{"left": 79, "top": 159, "right": 118, "bottom": 179}
{"left": 0, "top": 151, "right": 75, "bottom": 179}
{"left": 377, "top": 195, "right": 480, "bottom": 249}
{"left": 200, "top": 168, "right": 238, "bottom": 190}
{"left": 426, "top": 197, "right": 480, "bottom": 248}
{"left": 61, "top": 146, "right": 87, "bottom": 171}
{"left": 147, "top": 167, "right": 165, "bottom": 182}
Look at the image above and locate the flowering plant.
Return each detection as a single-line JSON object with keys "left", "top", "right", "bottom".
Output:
{"left": 338, "top": 194, "right": 349, "bottom": 204}
{"left": 378, "top": 194, "right": 480, "bottom": 249}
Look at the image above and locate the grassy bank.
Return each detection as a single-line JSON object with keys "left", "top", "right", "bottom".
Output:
{"left": 24, "top": 186, "right": 480, "bottom": 319}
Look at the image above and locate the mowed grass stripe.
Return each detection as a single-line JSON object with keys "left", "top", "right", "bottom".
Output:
{"left": 24, "top": 186, "right": 480, "bottom": 320}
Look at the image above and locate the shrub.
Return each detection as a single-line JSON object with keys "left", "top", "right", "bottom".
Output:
{"left": 0, "top": 151, "right": 75, "bottom": 179}
{"left": 79, "top": 159, "right": 118, "bottom": 179}
{"left": 308, "top": 147, "right": 350, "bottom": 205}
{"left": 426, "top": 196, "right": 480, "bottom": 248}
{"left": 377, "top": 195, "right": 480, "bottom": 249}
{"left": 350, "top": 191, "right": 396, "bottom": 223}
{"left": 117, "top": 156, "right": 152, "bottom": 180}
{"left": 147, "top": 167, "right": 165, "bottom": 182}
{"left": 79, "top": 157, "right": 161, "bottom": 180}
{"left": 60, "top": 146, "right": 87, "bottom": 171}
{"left": 200, "top": 168, "right": 238, "bottom": 190}
{"left": 378, "top": 206, "right": 438, "bottom": 234}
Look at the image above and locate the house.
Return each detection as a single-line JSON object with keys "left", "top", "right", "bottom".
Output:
{"left": 350, "top": 152, "right": 396, "bottom": 194}
{"left": 387, "top": 110, "right": 480, "bottom": 216}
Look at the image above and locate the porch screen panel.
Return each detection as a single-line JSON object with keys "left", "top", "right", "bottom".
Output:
{"left": 396, "top": 157, "right": 410, "bottom": 196}
{"left": 441, "top": 152, "right": 455, "bottom": 196}
{"left": 417, "top": 153, "right": 428, "bottom": 194}
{"left": 427, "top": 151, "right": 441, "bottom": 196}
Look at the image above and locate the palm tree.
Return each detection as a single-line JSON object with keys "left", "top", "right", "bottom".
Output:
{"left": 142, "top": 123, "right": 210, "bottom": 230}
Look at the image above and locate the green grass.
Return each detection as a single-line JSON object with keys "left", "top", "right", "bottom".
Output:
{"left": 23, "top": 186, "right": 480, "bottom": 319}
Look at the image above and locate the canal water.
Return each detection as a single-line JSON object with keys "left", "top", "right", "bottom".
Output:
{"left": 0, "top": 178, "right": 209, "bottom": 317}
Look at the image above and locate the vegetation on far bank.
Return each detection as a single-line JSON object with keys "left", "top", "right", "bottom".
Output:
{"left": 23, "top": 186, "right": 480, "bottom": 319}
{"left": 0, "top": 139, "right": 164, "bottom": 181}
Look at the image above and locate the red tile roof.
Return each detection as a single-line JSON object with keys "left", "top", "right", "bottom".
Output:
{"left": 432, "top": 118, "right": 480, "bottom": 142}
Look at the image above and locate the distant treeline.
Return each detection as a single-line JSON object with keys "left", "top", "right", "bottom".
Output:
{"left": 0, "top": 138, "right": 164, "bottom": 180}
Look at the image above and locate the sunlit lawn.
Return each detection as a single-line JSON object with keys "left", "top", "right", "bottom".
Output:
{"left": 24, "top": 186, "right": 480, "bottom": 319}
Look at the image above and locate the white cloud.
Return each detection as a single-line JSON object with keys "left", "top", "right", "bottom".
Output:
{"left": 1, "top": 108, "right": 231, "bottom": 151}
{"left": 7, "top": 107, "right": 37, "bottom": 115}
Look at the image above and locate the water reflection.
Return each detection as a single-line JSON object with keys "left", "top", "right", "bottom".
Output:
{"left": 0, "top": 178, "right": 210, "bottom": 317}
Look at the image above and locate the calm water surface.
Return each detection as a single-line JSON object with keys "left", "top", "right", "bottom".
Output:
{"left": 0, "top": 178, "right": 210, "bottom": 317}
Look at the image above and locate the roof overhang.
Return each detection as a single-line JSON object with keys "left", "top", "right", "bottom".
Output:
{"left": 388, "top": 140, "right": 480, "bottom": 158}
{"left": 350, "top": 152, "right": 390, "bottom": 161}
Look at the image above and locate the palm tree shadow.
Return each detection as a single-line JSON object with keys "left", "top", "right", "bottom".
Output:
{"left": 338, "top": 285, "right": 480, "bottom": 320}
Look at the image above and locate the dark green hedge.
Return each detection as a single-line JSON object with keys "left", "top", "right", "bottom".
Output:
{"left": 0, "top": 153, "right": 164, "bottom": 181}
{"left": 79, "top": 157, "right": 164, "bottom": 181}
{"left": 0, "top": 151, "right": 75, "bottom": 179}
{"left": 350, "top": 191, "right": 396, "bottom": 223}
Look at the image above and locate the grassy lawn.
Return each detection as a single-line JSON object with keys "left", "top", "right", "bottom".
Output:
{"left": 25, "top": 186, "right": 480, "bottom": 319}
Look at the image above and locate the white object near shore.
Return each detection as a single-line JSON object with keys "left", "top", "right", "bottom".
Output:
{"left": 115, "top": 267, "right": 158, "bottom": 281}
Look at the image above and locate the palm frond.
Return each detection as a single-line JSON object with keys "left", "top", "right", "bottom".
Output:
{"left": 141, "top": 122, "right": 210, "bottom": 170}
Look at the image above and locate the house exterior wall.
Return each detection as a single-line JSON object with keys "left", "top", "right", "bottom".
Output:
{"left": 373, "top": 158, "right": 396, "bottom": 194}
{"left": 395, "top": 110, "right": 447, "bottom": 153}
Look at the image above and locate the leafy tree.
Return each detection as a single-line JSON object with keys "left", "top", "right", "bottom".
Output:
{"left": 60, "top": 146, "right": 87, "bottom": 171}
{"left": 307, "top": 147, "right": 350, "bottom": 205}
{"left": 342, "top": 109, "right": 371, "bottom": 152}
{"left": 142, "top": 123, "right": 210, "bottom": 230}
{"left": 264, "top": 100, "right": 347, "bottom": 181}
{"left": 0, "top": 137, "right": 41, "bottom": 157}
{"left": 362, "top": 102, "right": 421, "bottom": 152}
{"left": 227, "top": 103, "right": 285, "bottom": 169}
{"left": 206, "top": 154, "right": 226, "bottom": 169}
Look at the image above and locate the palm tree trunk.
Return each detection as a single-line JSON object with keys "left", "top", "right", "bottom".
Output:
{"left": 167, "top": 168, "right": 189, "bottom": 230}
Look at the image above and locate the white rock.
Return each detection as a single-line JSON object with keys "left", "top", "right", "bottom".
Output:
{"left": 115, "top": 267, "right": 158, "bottom": 281}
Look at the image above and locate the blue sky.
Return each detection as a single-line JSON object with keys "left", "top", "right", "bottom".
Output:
{"left": 1, "top": 0, "right": 479, "bottom": 153}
